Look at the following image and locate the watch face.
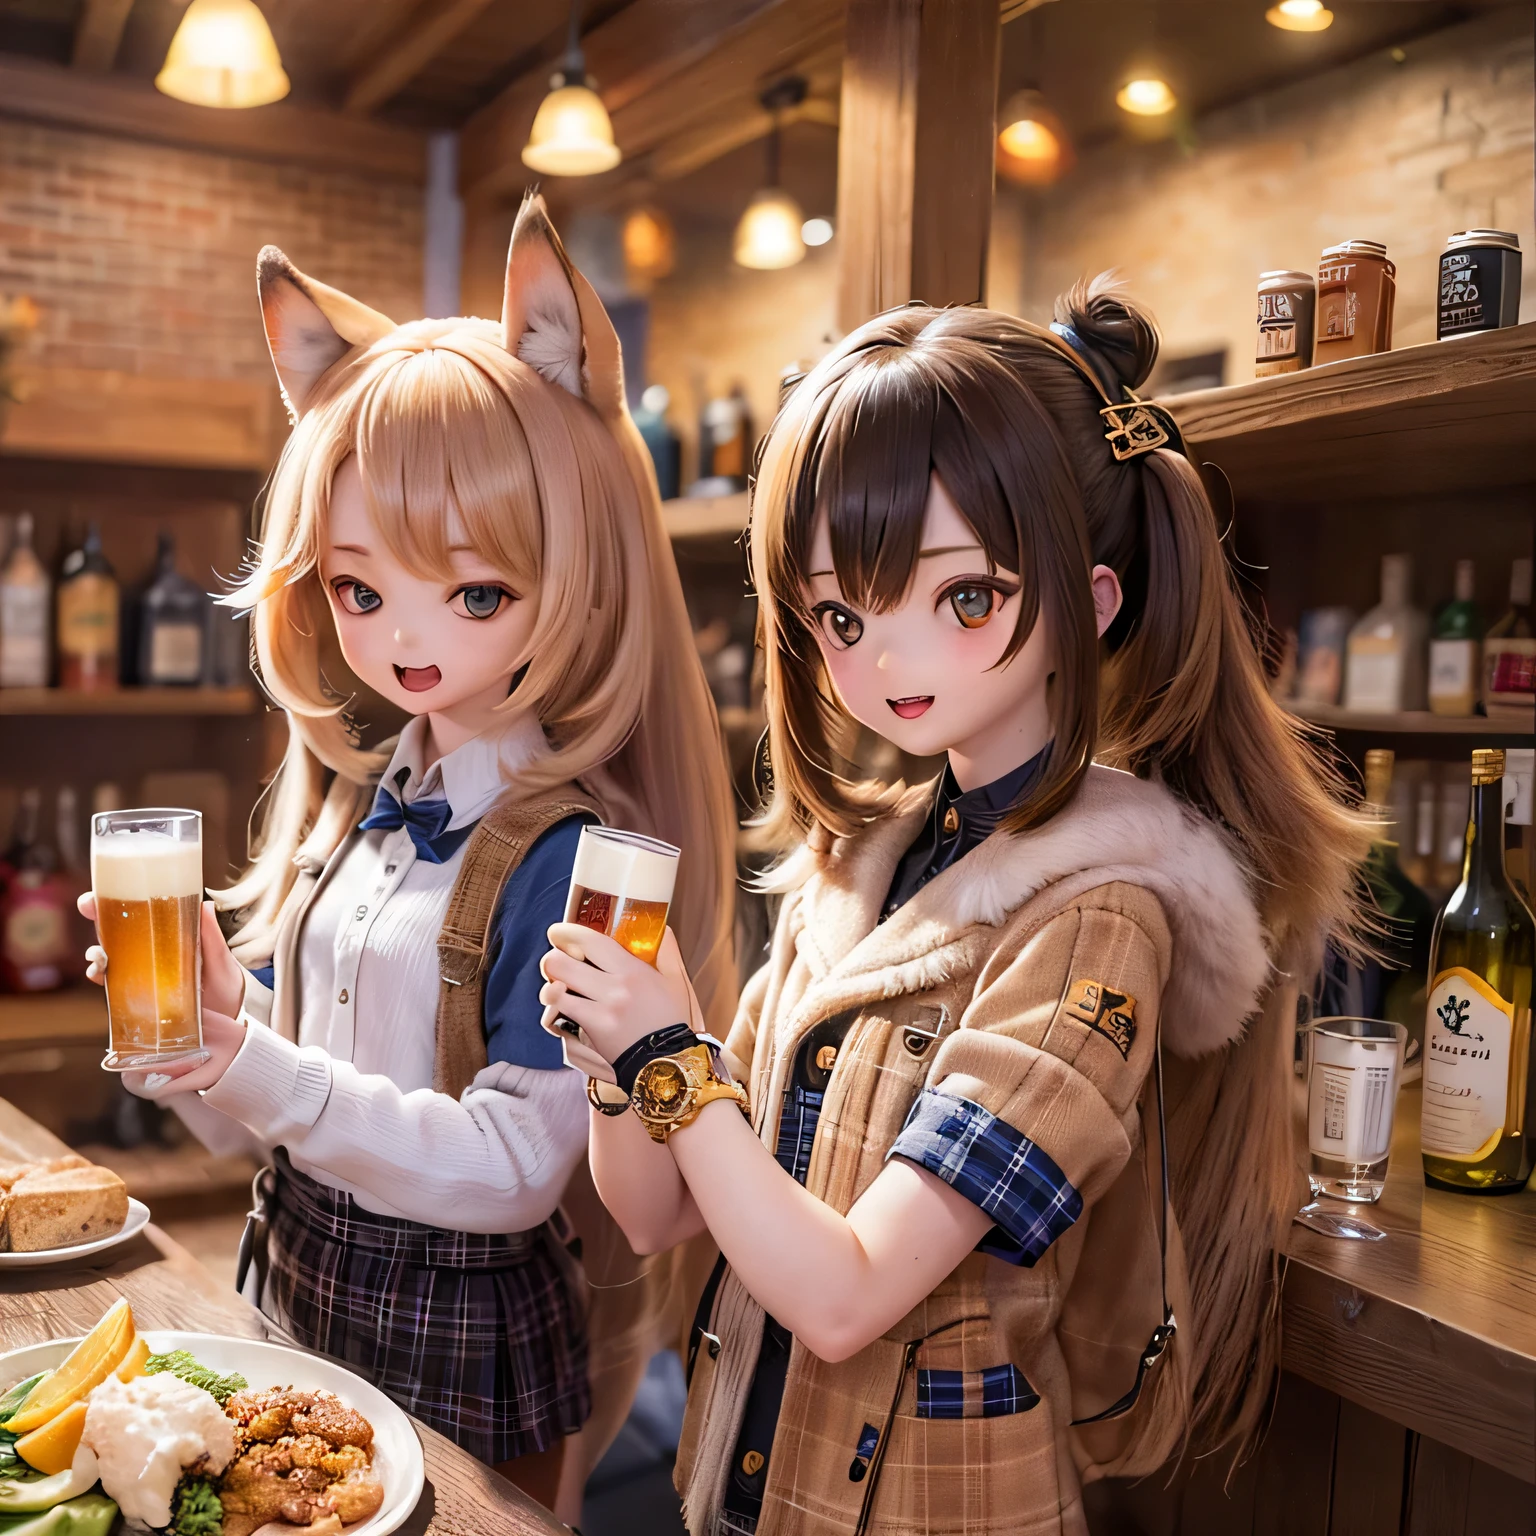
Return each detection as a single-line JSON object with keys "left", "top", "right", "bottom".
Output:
{"left": 633, "top": 1058, "right": 691, "bottom": 1122}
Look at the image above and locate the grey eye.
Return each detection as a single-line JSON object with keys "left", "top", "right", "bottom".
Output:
{"left": 335, "top": 581, "right": 381, "bottom": 614}
{"left": 459, "top": 585, "right": 506, "bottom": 620}
{"left": 947, "top": 584, "right": 995, "bottom": 629}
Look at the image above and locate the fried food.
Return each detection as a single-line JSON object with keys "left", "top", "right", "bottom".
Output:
{"left": 218, "top": 1435, "right": 384, "bottom": 1536}
{"left": 224, "top": 1388, "right": 373, "bottom": 1451}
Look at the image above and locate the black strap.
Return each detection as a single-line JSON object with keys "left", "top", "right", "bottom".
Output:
{"left": 1070, "top": 1024, "right": 1176, "bottom": 1426}
{"left": 613, "top": 1022, "right": 699, "bottom": 1096}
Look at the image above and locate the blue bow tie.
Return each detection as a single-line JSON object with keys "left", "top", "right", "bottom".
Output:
{"left": 358, "top": 786, "right": 475, "bottom": 864}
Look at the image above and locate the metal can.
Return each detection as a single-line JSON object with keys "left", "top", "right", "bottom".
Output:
{"left": 1315, "top": 240, "right": 1395, "bottom": 363}
{"left": 1438, "top": 230, "right": 1522, "bottom": 339}
{"left": 1255, "top": 270, "right": 1316, "bottom": 377}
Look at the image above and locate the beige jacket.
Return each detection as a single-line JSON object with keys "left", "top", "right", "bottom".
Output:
{"left": 676, "top": 765, "right": 1269, "bottom": 1536}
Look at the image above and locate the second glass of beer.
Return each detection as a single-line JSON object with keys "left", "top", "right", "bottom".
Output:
{"left": 91, "top": 808, "right": 205, "bottom": 1071}
{"left": 562, "top": 826, "right": 679, "bottom": 990}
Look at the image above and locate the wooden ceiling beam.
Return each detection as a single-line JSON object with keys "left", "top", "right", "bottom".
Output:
{"left": 458, "top": 0, "right": 796, "bottom": 204}
{"left": 71, "top": 0, "right": 135, "bottom": 74}
{"left": 343, "top": 0, "right": 499, "bottom": 116}
{"left": 0, "top": 56, "right": 427, "bottom": 182}
{"left": 648, "top": 92, "right": 838, "bottom": 185}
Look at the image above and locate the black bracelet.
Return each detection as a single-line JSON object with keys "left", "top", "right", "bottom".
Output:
{"left": 613, "top": 1023, "right": 699, "bottom": 1097}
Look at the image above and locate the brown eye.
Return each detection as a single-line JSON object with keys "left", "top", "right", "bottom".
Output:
{"left": 948, "top": 585, "right": 994, "bottom": 629}
{"left": 813, "top": 604, "right": 864, "bottom": 649}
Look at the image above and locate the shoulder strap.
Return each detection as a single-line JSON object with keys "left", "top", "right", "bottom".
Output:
{"left": 433, "top": 787, "right": 601, "bottom": 1098}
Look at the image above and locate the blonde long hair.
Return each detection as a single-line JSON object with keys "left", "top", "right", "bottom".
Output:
{"left": 217, "top": 203, "right": 737, "bottom": 1032}
{"left": 750, "top": 285, "right": 1369, "bottom": 1458}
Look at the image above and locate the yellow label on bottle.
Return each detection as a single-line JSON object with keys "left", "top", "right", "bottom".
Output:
{"left": 1422, "top": 967, "right": 1514, "bottom": 1161}
{"left": 57, "top": 575, "right": 119, "bottom": 660}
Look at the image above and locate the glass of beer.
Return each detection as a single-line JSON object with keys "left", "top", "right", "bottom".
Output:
{"left": 91, "top": 808, "right": 205, "bottom": 1071}
{"left": 557, "top": 827, "right": 679, "bottom": 1034}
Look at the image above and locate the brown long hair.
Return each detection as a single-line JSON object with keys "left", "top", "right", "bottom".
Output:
{"left": 750, "top": 281, "right": 1369, "bottom": 1457}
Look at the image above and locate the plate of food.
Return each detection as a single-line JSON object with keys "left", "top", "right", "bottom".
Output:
{"left": 0, "top": 1300, "right": 425, "bottom": 1536}
{"left": 0, "top": 1154, "right": 148, "bottom": 1269}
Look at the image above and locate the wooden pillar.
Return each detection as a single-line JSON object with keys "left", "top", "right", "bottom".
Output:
{"left": 834, "top": 0, "right": 1001, "bottom": 333}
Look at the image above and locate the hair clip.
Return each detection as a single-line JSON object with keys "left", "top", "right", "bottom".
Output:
{"left": 1099, "top": 400, "right": 1171, "bottom": 461}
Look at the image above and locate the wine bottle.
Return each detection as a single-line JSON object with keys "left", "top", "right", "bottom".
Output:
{"left": 1362, "top": 750, "right": 1435, "bottom": 1045}
{"left": 0, "top": 513, "right": 50, "bottom": 689}
{"left": 1427, "top": 558, "right": 1482, "bottom": 717}
{"left": 1421, "top": 748, "right": 1536, "bottom": 1194}
{"left": 138, "top": 531, "right": 211, "bottom": 686}
{"left": 56, "top": 523, "right": 119, "bottom": 691}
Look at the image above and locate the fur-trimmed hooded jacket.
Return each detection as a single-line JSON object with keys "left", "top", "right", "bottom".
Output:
{"left": 675, "top": 764, "right": 1269, "bottom": 1536}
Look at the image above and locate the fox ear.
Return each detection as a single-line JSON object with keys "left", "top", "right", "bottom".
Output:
{"left": 257, "top": 246, "right": 395, "bottom": 420}
{"left": 501, "top": 194, "right": 626, "bottom": 422}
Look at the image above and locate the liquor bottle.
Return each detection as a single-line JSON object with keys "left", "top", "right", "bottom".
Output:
{"left": 1427, "top": 559, "right": 1482, "bottom": 717}
{"left": 1483, "top": 557, "right": 1534, "bottom": 719}
{"left": 0, "top": 787, "right": 68, "bottom": 993}
{"left": 54, "top": 784, "right": 92, "bottom": 979}
{"left": 0, "top": 512, "right": 50, "bottom": 689}
{"left": 1506, "top": 748, "right": 1533, "bottom": 904}
{"left": 1343, "top": 553, "right": 1428, "bottom": 713}
{"left": 137, "top": 531, "right": 211, "bottom": 686}
{"left": 633, "top": 385, "right": 681, "bottom": 502}
{"left": 1421, "top": 748, "right": 1536, "bottom": 1194}
{"left": 56, "top": 523, "right": 119, "bottom": 690}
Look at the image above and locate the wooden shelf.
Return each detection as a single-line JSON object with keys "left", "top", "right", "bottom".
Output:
{"left": 0, "top": 686, "right": 259, "bottom": 716}
{"left": 663, "top": 492, "right": 750, "bottom": 541}
{"left": 1161, "top": 321, "right": 1536, "bottom": 501}
{"left": 1290, "top": 702, "right": 1535, "bottom": 737}
{"left": 0, "top": 989, "right": 105, "bottom": 1049}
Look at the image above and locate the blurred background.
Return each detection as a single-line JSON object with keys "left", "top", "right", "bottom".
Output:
{"left": 0, "top": 1, "right": 1532, "bottom": 1531}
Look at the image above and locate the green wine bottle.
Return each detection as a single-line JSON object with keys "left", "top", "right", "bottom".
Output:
{"left": 1422, "top": 748, "right": 1536, "bottom": 1193}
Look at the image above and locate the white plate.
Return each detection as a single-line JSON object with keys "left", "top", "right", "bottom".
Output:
{"left": 0, "top": 1331, "right": 425, "bottom": 1536}
{"left": 0, "top": 1198, "right": 151, "bottom": 1269}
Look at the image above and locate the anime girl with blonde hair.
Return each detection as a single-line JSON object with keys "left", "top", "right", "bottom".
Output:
{"left": 85, "top": 194, "right": 735, "bottom": 1518}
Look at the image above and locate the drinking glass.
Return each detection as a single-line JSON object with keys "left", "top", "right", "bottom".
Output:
{"left": 564, "top": 827, "right": 679, "bottom": 963}
{"left": 1303, "top": 1016, "right": 1407, "bottom": 1202}
{"left": 91, "top": 808, "right": 204, "bottom": 1071}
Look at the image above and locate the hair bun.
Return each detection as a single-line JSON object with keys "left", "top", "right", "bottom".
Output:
{"left": 1053, "top": 274, "right": 1161, "bottom": 393}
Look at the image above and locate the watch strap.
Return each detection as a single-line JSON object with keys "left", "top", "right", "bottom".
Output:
{"left": 613, "top": 1022, "right": 700, "bottom": 1096}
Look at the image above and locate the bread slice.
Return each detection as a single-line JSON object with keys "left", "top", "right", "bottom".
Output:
{"left": 0, "top": 1155, "right": 89, "bottom": 1191}
{"left": 2, "top": 1165, "right": 129, "bottom": 1252}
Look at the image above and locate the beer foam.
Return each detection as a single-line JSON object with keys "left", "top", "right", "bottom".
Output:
{"left": 92, "top": 832, "right": 204, "bottom": 902}
{"left": 571, "top": 827, "right": 679, "bottom": 906}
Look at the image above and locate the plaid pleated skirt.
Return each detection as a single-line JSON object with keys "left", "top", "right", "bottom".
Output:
{"left": 265, "top": 1152, "right": 591, "bottom": 1464}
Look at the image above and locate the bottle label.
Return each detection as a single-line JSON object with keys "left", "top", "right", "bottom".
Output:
{"left": 57, "top": 575, "right": 119, "bottom": 661}
{"left": 1344, "top": 637, "right": 1403, "bottom": 711}
{"left": 1422, "top": 967, "right": 1514, "bottom": 1161}
{"left": 1428, "top": 638, "right": 1477, "bottom": 711}
{"left": 1486, "top": 638, "right": 1536, "bottom": 704}
{"left": 0, "top": 584, "right": 48, "bottom": 687}
{"left": 149, "top": 622, "right": 204, "bottom": 684}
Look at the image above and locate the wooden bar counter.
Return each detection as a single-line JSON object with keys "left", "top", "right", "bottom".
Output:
{"left": 0, "top": 1099, "right": 565, "bottom": 1536}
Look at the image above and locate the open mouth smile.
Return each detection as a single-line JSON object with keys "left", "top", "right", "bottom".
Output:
{"left": 887, "top": 695, "right": 934, "bottom": 720}
{"left": 394, "top": 664, "right": 442, "bottom": 692}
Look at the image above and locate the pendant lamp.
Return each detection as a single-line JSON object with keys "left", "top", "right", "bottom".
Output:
{"left": 156, "top": 0, "right": 289, "bottom": 109}
{"left": 522, "top": 0, "right": 621, "bottom": 177}
{"left": 1266, "top": 0, "right": 1334, "bottom": 30}
{"left": 996, "top": 88, "right": 1069, "bottom": 187}
{"left": 734, "top": 79, "right": 807, "bottom": 271}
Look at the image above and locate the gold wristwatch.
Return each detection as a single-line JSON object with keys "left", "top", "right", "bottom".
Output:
{"left": 630, "top": 1043, "right": 749, "bottom": 1143}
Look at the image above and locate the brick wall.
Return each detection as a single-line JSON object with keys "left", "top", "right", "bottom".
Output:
{"left": 0, "top": 120, "right": 422, "bottom": 384}
{"left": 991, "top": 7, "right": 1535, "bottom": 381}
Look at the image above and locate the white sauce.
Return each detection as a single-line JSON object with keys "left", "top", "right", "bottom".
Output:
{"left": 80, "top": 1373, "right": 237, "bottom": 1530}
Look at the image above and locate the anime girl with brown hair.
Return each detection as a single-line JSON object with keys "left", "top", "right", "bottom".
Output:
{"left": 541, "top": 280, "right": 1368, "bottom": 1534}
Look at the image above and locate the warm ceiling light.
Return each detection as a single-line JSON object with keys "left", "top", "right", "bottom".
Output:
{"left": 521, "top": 2, "right": 620, "bottom": 176}
{"left": 735, "top": 189, "right": 805, "bottom": 270}
{"left": 622, "top": 206, "right": 675, "bottom": 282}
{"left": 1267, "top": 0, "right": 1334, "bottom": 30}
{"left": 1116, "top": 77, "right": 1177, "bottom": 116}
{"left": 801, "top": 217, "right": 833, "bottom": 247}
{"left": 155, "top": 0, "right": 289, "bottom": 109}
{"left": 996, "top": 88, "right": 1069, "bottom": 186}
{"left": 734, "top": 77, "right": 808, "bottom": 271}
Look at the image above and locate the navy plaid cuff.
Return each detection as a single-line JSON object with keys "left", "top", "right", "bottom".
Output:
{"left": 887, "top": 1089, "right": 1082, "bottom": 1267}
{"left": 916, "top": 1363, "right": 1040, "bottom": 1418}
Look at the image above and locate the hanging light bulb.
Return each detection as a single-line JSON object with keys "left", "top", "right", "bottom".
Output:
{"left": 734, "top": 78, "right": 807, "bottom": 271}
{"left": 801, "top": 217, "right": 834, "bottom": 247}
{"left": 522, "top": 0, "right": 621, "bottom": 176}
{"left": 155, "top": 0, "right": 289, "bottom": 109}
{"left": 1266, "top": 0, "right": 1333, "bottom": 30}
{"left": 1116, "top": 77, "right": 1177, "bottom": 116}
{"left": 996, "top": 88, "right": 1069, "bottom": 186}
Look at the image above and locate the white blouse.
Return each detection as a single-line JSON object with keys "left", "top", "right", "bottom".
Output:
{"left": 172, "top": 715, "right": 588, "bottom": 1234}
